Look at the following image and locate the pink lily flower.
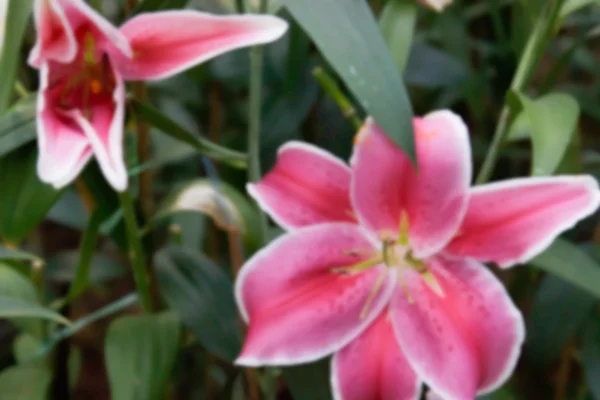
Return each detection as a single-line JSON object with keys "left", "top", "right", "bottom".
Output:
{"left": 29, "top": 0, "right": 287, "bottom": 191}
{"left": 235, "top": 110, "right": 600, "bottom": 400}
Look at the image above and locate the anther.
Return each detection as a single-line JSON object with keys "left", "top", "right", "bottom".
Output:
{"left": 90, "top": 79, "right": 102, "bottom": 94}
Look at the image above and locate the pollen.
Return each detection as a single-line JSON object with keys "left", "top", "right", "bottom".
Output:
{"left": 90, "top": 79, "right": 102, "bottom": 94}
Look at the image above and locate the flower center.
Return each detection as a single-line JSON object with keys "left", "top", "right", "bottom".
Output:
{"left": 333, "top": 214, "right": 444, "bottom": 319}
{"left": 54, "top": 33, "right": 116, "bottom": 117}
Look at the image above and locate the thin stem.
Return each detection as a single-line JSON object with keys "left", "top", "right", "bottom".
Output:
{"left": 247, "top": 0, "right": 269, "bottom": 244}
{"left": 475, "top": 1, "right": 560, "bottom": 184}
{"left": 14, "top": 81, "right": 29, "bottom": 98}
{"left": 119, "top": 191, "right": 153, "bottom": 312}
{"left": 132, "top": 83, "right": 154, "bottom": 225}
{"left": 312, "top": 67, "right": 362, "bottom": 130}
{"left": 485, "top": 0, "right": 509, "bottom": 48}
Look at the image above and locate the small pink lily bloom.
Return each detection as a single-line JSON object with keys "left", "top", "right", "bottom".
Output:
{"left": 235, "top": 110, "right": 600, "bottom": 400}
{"left": 29, "top": 0, "right": 287, "bottom": 191}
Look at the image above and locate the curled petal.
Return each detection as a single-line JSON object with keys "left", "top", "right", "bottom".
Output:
{"left": 36, "top": 63, "right": 92, "bottom": 188}
{"left": 331, "top": 313, "right": 421, "bottom": 400}
{"left": 390, "top": 257, "right": 525, "bottom": 400}
{"left": 114, "top": 11, "right": 288, "bottom": 81}
{"left": 248, "top": 141, "right": 355, "bottom": 230}
{"left": 446, "top": 176, "right": 600, "bottom": 268}
{"left": 235, "top": 223, "right": 395, "bottom": 366}
{"left": 29, "top": 0, "right": 77, "bottom": 67}
{"left": 351, "top": 111, "right": 471, "bottom": 257}
{"left": 69, "top": 62, "right": 128, "bottom": 191}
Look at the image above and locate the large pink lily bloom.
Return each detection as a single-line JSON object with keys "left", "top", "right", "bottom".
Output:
{"left": 29, "top": 0, "right": 287, "bottom": 191}
{"left": 235, "top": 110, "right": 600, "bottom": 400}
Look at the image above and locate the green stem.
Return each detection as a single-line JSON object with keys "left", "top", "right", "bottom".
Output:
{"left": 485, "top": 0, "right": 509, "bottom": 49}
{"left": 312, "top": 67, "right": 362, "bottom": 130}
{"left": 14, "top": 81, "right": 29, "bottom": 98}
{"left": 247, "top": 0, "right": 269, "bottom": 244}
{"left": 119, "top": 191, "right": 153, "bottom": 312}
{"left": 475, "top": 0, "right": 561, "bottom": 184}
{"left": 33, "top": 293, "right": 138, "bottom": 361}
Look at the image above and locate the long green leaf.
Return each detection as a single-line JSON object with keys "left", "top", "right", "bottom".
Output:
{"left": 131, "top": 100, "right": 247, "bottom": 168}
{"left": 380, "top": 0, "right": 417, "bottom": 74}
{"left": 530, "top": 238, "right": 600, "bottom": 298}
{"left": 0, "top": 95, "right": 37, "bottom": 157}
{"left": 283, "top": 0, "right": 416, "bottom": 159}
{"left": 0, "top": 145, "right": 63, "bottom": 244}
{"left": 0, "top": 296, "right": 70, "bottom": 325}
{"left": 582, "top": 315, "right": 600, "bottom": 399}
{"left": 154, "top": 246, "right": 241, "bottom": 362}
{"left": 105, "top": 312, "right": 181, "bottom": 400}
{"left": 0, "top": 0, "right": 33, "bottom": 114}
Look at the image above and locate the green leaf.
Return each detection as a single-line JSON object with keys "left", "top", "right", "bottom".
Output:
{"left": 0, "top": 95, "right": 36, "bottom": 157}
{"left": 283, "top": 0, "right": 416, "bottom": 159}
{"left": 0, "top": 364, "right": 52, "bottom": 400}
{"left": 0, "top": 247, "right": 42, "bottom": 262}
{"left": 154, "top": 246, "right": 242, "bottom": 362}
{"left": 131, "top": 100, "right": 247, "bottom": 169}
{"left": 105, "top": 312, "right": 181, "bottom": 400}
{"left": 507, "top": 93, "right": 580, "bottom": 176}
{"left": 380, "top": 0, "right": 417, "bottom": 74}
{"left": 525, "top": 275, "right": 596, "bottom": 367}
{"left": 0, "top": 262, "right": 43, "bottom": 335}
{"left": 582, "top": 315, "right": 600, "bottom": 399}
{"left": 560, "top": 0, "right": 600, "bottom": 19}
{"left": 0, "top": 296, "right": 70, "bottom": 325}
{"left": 283, "top": 359, "right": 332, "bottom": 400}
{"left": 0, "top": 0, "right": 33, "bottom": 114}
{"left": 152, "top": 179, "right": 261, "bottom": 253}
{"left": 530, "top": 238, "right": 600, "bottom": 298}
{"left": 133, "top": 0, "right": 189, "bottom": 13}
{"left": 0, "top": 145, "right": 63, "bottom": 244}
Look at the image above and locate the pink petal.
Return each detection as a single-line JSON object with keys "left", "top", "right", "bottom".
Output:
{"left": 248, "top": 142, "right": 355, "bottom": 230}
{"left": 390, "top": 257, "right": 525, "bottom": 400}
{"left": 28, "top": 0, "right": 77, "bottom": 67}
{"left": 445, "top": 176, "right": 600, "bottom": 268}
{"left": 331, "top": 313, "right": 421, "bottom": 400}
{"left": 37, "top": 63, "right": 93, "bottom": 188}
{"left": 68, "top": 62, "right": 128, "bottom": 191}
{"left": 350, "top": 118, "right": 411, "bottom": 236}
{"left": 114, "top": 11, "right": 287, "bottom": 81}
{"left": 235, "top": 223, "right": 395, "bottom": 366}
{"left": 350, "top": 111, "right": 471, "bottom": 257}
{"left": 59, "top": 0, "right": 132, "bottom": 57}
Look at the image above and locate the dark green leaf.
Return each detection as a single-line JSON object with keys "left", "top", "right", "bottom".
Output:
{"left": 0, "top": 95, "right": 36, "bottom": 157}
{"left": 133, "top": 0, "right": 189, "bottom": 13}
{"left": 0, "top": 364, "right": 52, "bottom": 400}
{"left": 0, "top": 262, "right": 43, "bottom": 336}
{"left": 283, "top": 359, "right": 332, "bottom": 400}
{"left": 0, "top": 247, "right": 41, "bottom": 262}
{"left": 380, "top": 0, "right": 417, "bottom": 73}
{"left": 0, "top": 296, "right": 70, "bottom": 325}
{"left": 105, "top": 312, "right": 181, "bottom": 400}
{"left": 530, "top": 238, "right": 600, "bottom": 298}
{"left": 525, "top": 275, "right": 596, "bottom": 367}
{"left": 155, "top": 246, "right": 242, "bottom": 362}
{"left": 0, "top": 145, "right": 62, "bottom": 244}
{"left": 582, "top": 315, "right": 600, "bottom": 399}
{"left": 0, "top": 0, "right": 33, "bottom": 113}
{"left": 404, "top": 43, "right": 469, "bottom": 88}
{"left": 283, "top": 0, "right": 415, "bottom": 159}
